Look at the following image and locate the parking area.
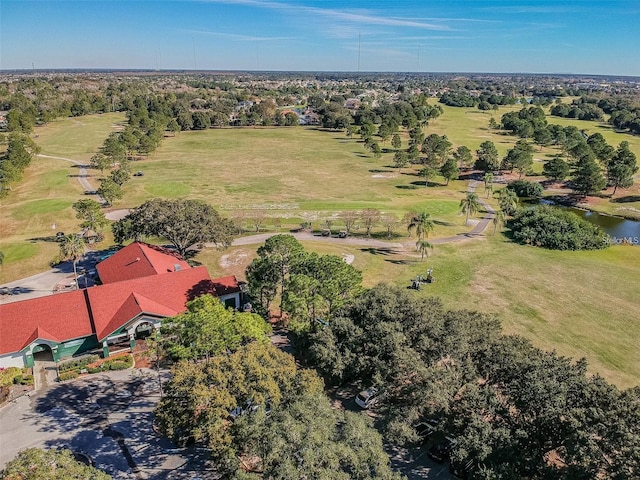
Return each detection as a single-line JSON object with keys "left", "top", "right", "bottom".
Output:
{"left": 0, "top": 369, "right": 217, "bottom": 479}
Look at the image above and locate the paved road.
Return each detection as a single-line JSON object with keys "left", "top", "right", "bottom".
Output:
{"left": 1, "top": 178, "right": 495, "bottom": 304}
{"left": 0, "top": 369, "right": 214, "bottom": 479}
{"left": 37, "top": 154, "right": 102, "bottom": 200}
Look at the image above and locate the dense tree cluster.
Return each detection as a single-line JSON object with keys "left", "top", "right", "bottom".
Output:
{"left": 506, "top": 179, "right": 544, "bottom": 198}
{"left": 305, "top": 285, "right": 637, "bottom": 479}
{"left": 154, "top": 340, "right": 400, "bottom": 479}
{"left": 550, "top": 101, "right": 605, "bottom": 121}
{"left": 508, "top": 206, "right": 609, "bottom": 250}
{"left": 246, "top": 235, "right": 362, "bottom": 325}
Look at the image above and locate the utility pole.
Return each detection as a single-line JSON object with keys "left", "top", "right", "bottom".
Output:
{"left": 357, "top": 33, "right": 361, "bottom": 72}
{"left": 192, "top": 37, "right": 197, "bottom": 70}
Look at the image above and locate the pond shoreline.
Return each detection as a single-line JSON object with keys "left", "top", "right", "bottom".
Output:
{"left": 544, "top": 195, "right": 640, "bottom": 221}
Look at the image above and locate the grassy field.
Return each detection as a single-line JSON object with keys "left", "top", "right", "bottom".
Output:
{"left": 197, "top": 235, "right": 640, "bottom": 389}
{"left": 2, "top": 108, "right": 640, "bottom": 389}
{"left": 0, "top": 113, "right": 126, "bottom": 281}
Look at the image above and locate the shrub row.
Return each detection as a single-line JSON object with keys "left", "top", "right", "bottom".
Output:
{"left": 58, "top": 354, "right": 99, "bottom": 372}
{"left": 58, "top": 371, "right": 79, "bottom": 382}
{"left": 0, "top": 367, "right": 33, "bottom": 387}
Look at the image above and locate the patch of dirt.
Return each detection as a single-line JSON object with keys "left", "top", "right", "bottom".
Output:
{"left": 105, "top": 209, "right": 132, "bottom": 220}
{"left": 371, "top": 174, "right": 396, "bottom": 178}
{"left": 342, "top": 253, "right": 355, "bottom": 264}
{"left": 220, "top": 249, "right": 250, "bottom": 268}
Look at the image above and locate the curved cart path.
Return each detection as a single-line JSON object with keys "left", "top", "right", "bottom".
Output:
{"left": 226, "top": 180, "right": 496, "bottom": 251}
{"left": 37, "top": 154, "right": 105, "bottom": 203}
{"left": 2, "top": 179, "right": 495, "bottom": 303}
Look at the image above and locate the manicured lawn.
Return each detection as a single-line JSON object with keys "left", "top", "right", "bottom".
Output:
{"left": 35, "top": 113, "right": 127, "bottom": 161}
{"left": 0, "top": 114, "right": 125, "bottom": 282}
{"left": 2, "top": 110, "right": 639, "bottom": 390}
{"left": 195, "top": 234, "right": 640, "bottom": 389}
{"left": 120, "top": 126, "right": 474, "bottom": 239}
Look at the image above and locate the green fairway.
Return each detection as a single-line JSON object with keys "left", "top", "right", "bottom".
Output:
{"left": 0, "top": 114, "right": 125, "bottom": 282}
{"left": 35, "top": 113, "right": 127, "bottom": 161}
{"left": 195, "top": 234, "right": 640, "bottom": 389}
{"left": 120, "top": 126, "right": 474, "bottom": 236}
{"left": 2, "top": 109, "right": 639, "bottom": 389}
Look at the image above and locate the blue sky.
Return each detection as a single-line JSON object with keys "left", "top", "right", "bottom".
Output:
{"left": 1, "top": 0, "right": 639, "bottom": 75}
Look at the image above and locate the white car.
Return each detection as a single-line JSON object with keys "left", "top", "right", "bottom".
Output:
{"left": 355, "top": 387, "right": 379, "bottom": 409}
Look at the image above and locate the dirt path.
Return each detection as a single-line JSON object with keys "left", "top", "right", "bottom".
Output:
{"left": 37, "top": 154, "right": 105, "bottom": 203}
{"left": 226, "top": 179, "right": 495, "bottom": 252}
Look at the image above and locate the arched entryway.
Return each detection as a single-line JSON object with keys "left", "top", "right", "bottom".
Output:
{"left": 31, "top": 344, "right": 56, "bottom": 390}
{"left": 134, "top": 321, "right": 154, "bottom": 340}
{"left": 32, "top": 344, "right": 54, "bottom": 362}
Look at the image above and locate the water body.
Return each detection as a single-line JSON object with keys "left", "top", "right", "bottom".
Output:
{"left": 566, "top": 207, "right": 640, "bottom": 245}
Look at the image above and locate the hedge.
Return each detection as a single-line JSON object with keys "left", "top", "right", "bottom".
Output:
{"left": 59, "top": 371, "right": 79, "bottom": 382}
{"left": 58, "top": 354, "right": 100, "bottom": 373}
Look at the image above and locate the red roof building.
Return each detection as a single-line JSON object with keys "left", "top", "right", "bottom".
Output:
{"left": 96, "top": 242, "right": 190, "bottom": 284}
{"left": 0, "top": 243, "right": 242, "bottom": 368}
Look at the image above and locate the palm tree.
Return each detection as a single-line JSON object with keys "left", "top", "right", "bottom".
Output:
{"left": 460, "top": 192, "right": 481, "bottom": 225}
{"left": 483, "top": 172, "right": 494, "bottom": 190}
{"left": 59, "top": 234, "right": 86, "bottom": 288}
{"left": 416, "top": 240, "right": 434, "bottom": 261}
{"left": 407, "top": 212, "right": 435, "bottom": 240}
{"left": 496, "top": 188, "right": 518, "bottom": 216}
{"left": 493, "top": 209, "right": 505, "bottom": 235}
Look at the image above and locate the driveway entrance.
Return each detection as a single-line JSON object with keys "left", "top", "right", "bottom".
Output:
{"left": 32, "top": 345, "right": 58, "bottom": 390}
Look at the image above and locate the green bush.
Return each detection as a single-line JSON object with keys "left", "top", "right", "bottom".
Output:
{"left": 507, "top": 206, "right": 609, "bottom": 250}
{"left": 87, "top": 366, "right": 103, "bottom": 374}
{"left": 58, "top": 354, "right": 100, "bottom": 372}
{"left": 101, "top": 355, "right": 133, "bottom": 371}
{"left": 20, "top": 374, "right": 34, "bottom": 385}
{"left": 0, "top": 367, "right": 23, "bottom": 387}
{"left": 108, "top": 362, "right": 129, "bottom": 370}
{"left": 59, "top": 371, "right": 79, "bottom": 382}
{"left": 507, "top": 179, "right": 544, "bottom": 198}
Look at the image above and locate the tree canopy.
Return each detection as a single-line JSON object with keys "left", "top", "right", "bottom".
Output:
{"left": 154, "top": 342, "right": 324, "bottom": 466}
{"left": 164, "top": 294, "right": 272, "bottom": 361}
{"left": 112, "top": 199, "right": 234, "bottom": 257}
{"left": 304, "top": 284, "right": 639, "bottom": 479}
{"left": 1, "top": 448, "right": 110, "bottom": 480}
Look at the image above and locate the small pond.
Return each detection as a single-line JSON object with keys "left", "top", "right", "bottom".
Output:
{"left": 565, "top": 207, "right": 640, "bottom": 245}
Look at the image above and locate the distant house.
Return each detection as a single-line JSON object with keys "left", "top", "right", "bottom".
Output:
{"left": 299, "top": 108, "right": 320, "bottom": 125}
{"left": 0, "top": 242, "right": 243, "bottom": 368}
{"left": 344, "top": 98, "right": 361, "bottom": 110}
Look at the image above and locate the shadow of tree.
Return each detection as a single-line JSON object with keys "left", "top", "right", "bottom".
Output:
{"left": 359, "top": 247, "right": 397, "bottom": 256}
{"left": 611, "top": 195, "right": 640, "bottom": 203}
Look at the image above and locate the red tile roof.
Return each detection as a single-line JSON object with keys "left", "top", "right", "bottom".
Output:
{"left": 96, "top": 242, "right": 190, "bottom": 284}
{"left": 0, "top": 290, "right": 93, "bottom": 354}
{"left": 87, "top": 266, "right": 215, "bottom": 340}
{"left": 0, "top": 248, "right": 241, "bottom": 356}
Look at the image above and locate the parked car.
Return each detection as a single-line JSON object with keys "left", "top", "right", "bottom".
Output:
{"left": 449, "top": 459, "right": 476, "bottom": 479}
{"left": 428, "top": 435, "right": 457, "bottom": 463}
{"left": 355, "top": 387, "right": 379, "bottom": 409}
{"left": 229, "top": 399, "right": 270, "bottom": 420}
{"left": 133, "top": 171, "right": 144, "bottom": 176}
{"left": 415, "top": 419, "right": 439, "bottom": 442}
